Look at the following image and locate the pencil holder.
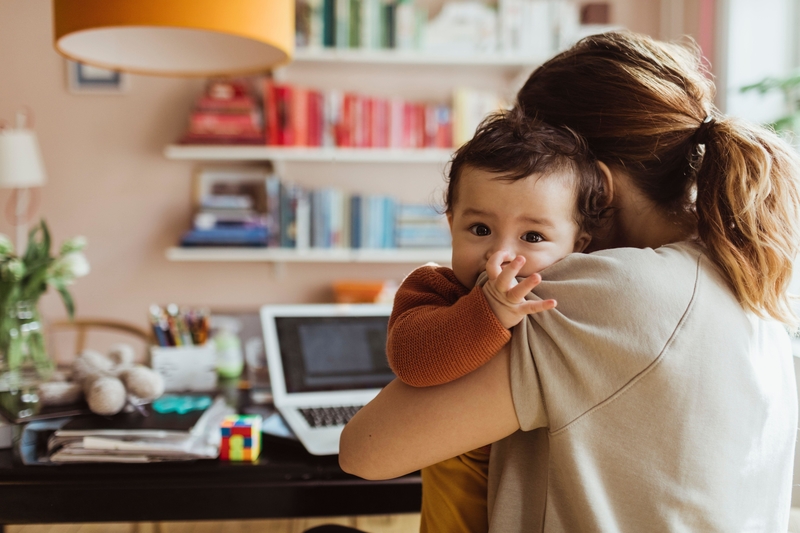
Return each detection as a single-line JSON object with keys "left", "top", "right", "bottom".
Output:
{"left": 149, "top": 344, "right": 218, "bottom": 392}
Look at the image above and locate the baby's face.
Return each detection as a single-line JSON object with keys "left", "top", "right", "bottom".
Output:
{"left": 447, "top": 166, "right": 591, "bottom": 289}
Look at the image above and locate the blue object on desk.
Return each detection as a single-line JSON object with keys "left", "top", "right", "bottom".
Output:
{"left": 152, "top": 395, "right": 213, "bottom": 415}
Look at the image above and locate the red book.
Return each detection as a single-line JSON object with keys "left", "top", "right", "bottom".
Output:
{"left": 389, "top": 98, "right": 404, "bottom": 148}
{"left": 263, "top": 78, "right": 279, "bottom": 145}
{"left": 362, "top": 97, "right": 373, "bottom": 148}
{"left": 275, "top": 85, "right": 294, "bottom": 146}
{"left": 189, "top": 112, "right": 261, "bottom": 136}
{"left": 293, "top": 87, "right": 309, "bottom": 147}
{"left": 339, "top": 93, "right": 359, "bottom": 147}
{"left": 371, "top": 98, "right": 388, "bottom": 148}
{"left": 195, "top": 95, "right": 257, "bottom": 113}
{"left": 307, "top": 90, "right": 323, "bottom": 147}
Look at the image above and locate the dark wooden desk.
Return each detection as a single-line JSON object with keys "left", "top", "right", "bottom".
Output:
{"left": 0, "top": 436, "right": 421, "bottom": 529}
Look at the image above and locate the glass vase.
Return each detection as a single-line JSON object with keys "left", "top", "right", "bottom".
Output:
{"left": 0, "top": 300, "right": 53, "bottom": 419}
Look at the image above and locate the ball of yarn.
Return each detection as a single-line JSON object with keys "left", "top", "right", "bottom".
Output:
{"left": 121, "top": 366, "right": 164, "bottom": 401}
{"left": 107, "top": 343, "right": 136, "bottom": 368}
{"left": 85, "top": 376, "right": 127, "bottom": 416}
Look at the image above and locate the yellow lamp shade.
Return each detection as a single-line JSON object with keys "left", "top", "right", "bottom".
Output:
{"left": 53, "top": 0, "right": 294, "bottom": 77}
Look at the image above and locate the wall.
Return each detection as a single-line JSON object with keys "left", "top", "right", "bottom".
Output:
{"left": 0, "top": 0, "right": 670, "bottom": 334}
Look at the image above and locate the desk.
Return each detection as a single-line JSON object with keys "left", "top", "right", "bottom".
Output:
{"left": 0, "top": 436, "right": 421, "bottom": 529}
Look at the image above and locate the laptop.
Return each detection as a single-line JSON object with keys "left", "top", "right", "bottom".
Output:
{"left": 260, "top": 304, "right": 395, "bottom": 456}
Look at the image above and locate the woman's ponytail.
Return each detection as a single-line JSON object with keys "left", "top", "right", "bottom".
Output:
{"left": 695, "top": 117, "right": 800, "bottom": 324}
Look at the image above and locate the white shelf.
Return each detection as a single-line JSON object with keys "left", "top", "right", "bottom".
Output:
{"left": 292, "top": 48, "right": 544, "bottom": 70}
{"left": 163, "top": 146, "right": 453, "bottom": 163}
{"left": 165, "top": 247, "right": 451, "bottom": 264}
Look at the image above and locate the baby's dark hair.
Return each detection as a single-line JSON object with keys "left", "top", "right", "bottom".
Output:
{"left": 445, "top": 109, "right": 609, "bottom": 234}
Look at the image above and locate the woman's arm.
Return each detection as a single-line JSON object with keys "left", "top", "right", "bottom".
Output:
{"left": 339, "top": 344, "right": 520, "bottom": 480}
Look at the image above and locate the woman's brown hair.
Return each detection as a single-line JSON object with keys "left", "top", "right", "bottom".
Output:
{"left": 517, "top": 31, "right": 800, "bottom": 324}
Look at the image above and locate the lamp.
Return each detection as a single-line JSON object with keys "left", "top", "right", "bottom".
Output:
{"left": 52, "top": 0, "right": 294, "bottom": 77}
{"left": 0, "top": 111, "right": 47, "bottom": 253}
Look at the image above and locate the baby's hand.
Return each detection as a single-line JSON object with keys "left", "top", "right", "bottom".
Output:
{"left": 482, "top": 251, "right": 557, "bottom": 329}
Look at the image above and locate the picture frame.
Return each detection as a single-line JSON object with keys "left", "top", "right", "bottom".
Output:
{"left": 192, "top": 166, "right": 274, "bottom": 213}
{"left": 66, "top": 60, "right": 129, "bottom": 95}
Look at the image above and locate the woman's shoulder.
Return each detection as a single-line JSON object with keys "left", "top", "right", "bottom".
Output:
{"left": 541, "top": 241, "right": 706, "bottom": 290}
{"left": 535, "top": 240, "right": 708, "bottom": 329}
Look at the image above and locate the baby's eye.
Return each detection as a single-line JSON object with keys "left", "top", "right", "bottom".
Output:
{"left": 522, "top": 232, "right": 544, "bottom": 243}
{"left": 469, "top": 224, "right": 491, "bottom": 237}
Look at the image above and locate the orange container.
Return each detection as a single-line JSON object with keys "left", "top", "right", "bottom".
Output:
{"left": 333, "top": 281, "right": 392, "bottom": 304}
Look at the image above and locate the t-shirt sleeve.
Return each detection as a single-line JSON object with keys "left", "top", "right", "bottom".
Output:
{"left": 387, "top": 264, "right": 511, "bottom": 387}
{"left": 509, "top": 245, "right": 702, "bottom": 432}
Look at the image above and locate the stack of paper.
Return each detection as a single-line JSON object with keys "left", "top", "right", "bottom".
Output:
{"left": 39, "top": 397, "right": 233, "bottom": 464}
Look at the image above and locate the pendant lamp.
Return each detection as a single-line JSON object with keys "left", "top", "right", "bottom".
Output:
{"left": 53, "top": 0, "right": 294, "bottom": 77}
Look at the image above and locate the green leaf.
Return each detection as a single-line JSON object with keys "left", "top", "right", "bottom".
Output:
{"left": 55, "top": 283, "right": 74, "bottom": 320}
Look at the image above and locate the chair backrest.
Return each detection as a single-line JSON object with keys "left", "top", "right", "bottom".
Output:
{"left": 48, "top": 318, "right": 153, "bottom": 366}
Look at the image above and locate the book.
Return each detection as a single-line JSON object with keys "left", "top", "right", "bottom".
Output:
{"left": 180, "top": 227, "right": 269, "bottom": 247}
{"left": 323, "top": 0, "right": 336, "bottom": 46}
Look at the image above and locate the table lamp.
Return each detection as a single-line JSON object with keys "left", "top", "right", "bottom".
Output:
{"left": 0, "top": 112, "right": 47, "bottom": 253}
{"left": 52, "top": 0, "right": 294, "bottom": 77}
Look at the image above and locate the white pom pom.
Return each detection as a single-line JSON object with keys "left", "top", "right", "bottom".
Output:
{"left": 72, "top": 350, "right": 114, "bottom": 382}
{"left": 38, "top": 381, "right": 83, "bottom": 406}
{"left": 121, "top": 366, "right": 164, "bottom": 401}
{"left": 85, "top": 377, "right": 127, "bottom": 416}
{"left": 107, "top": 344, "right": 136, "bottom": 368}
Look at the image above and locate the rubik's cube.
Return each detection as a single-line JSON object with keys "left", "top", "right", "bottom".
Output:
{"left": 220, "top": 414, "right": 262, "bottom": 461}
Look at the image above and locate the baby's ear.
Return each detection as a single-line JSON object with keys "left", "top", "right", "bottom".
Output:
{"left": 573, "top": 232, "right": 592, "bottom": 253}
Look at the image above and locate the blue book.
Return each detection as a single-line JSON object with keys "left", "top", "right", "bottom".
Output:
{"left": 180, "top": 227, "right": 268, "bottom": 247}
{"left": 323, "top": 0, "right": 336, "bottom": 47}
{"left": 350, "top": 195, "right": 362, "bottom": 249}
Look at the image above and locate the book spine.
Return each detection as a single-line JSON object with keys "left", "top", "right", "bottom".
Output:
{"left": 323, "top": 0, "right": 336, "bottom": 46}
{"left": 293, "top": 87, "right": 309, "bottom": 146}
{"left": 263, "top": 78, "right": 279, "bottom": 145}
{"left": 349, "top": 0, "right": 361, "bottom": 48}
{"left": 336, "top": 0, "right": 350, "bottom": 48}
{"left": 350, "top": 195, "right": 361, "bottom": 248}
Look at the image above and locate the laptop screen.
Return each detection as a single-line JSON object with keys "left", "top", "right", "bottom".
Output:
{"left": 275, "top": 315, "right": 396, "bottom": 393}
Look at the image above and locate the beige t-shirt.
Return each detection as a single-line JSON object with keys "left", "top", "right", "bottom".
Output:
{"left": 487, "top": 241, "right": 797, "bottom": 532}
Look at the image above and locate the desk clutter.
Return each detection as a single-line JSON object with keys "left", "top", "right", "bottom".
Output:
{"left": 20, "top": 395, "right": 236, "bottom": 464}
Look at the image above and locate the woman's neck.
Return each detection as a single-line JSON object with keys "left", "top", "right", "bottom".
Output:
{"left": 593, "top": 172, "right": 696, "bottom": 251}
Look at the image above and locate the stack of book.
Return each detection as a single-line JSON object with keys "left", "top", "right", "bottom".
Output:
{"left": 296, "top": 0, "right": 427, "bottom": 50}
{"left": 181, "top": 188, "right": 269, "bottom": 247}
{"left": 263, "top": 80, "right": 453, "bottom": 149}
{"left": 395, "top": 204, "right": 450, "bottom": 248}
{"left": 179, "top": 79, "right": 265, "bottom": 145}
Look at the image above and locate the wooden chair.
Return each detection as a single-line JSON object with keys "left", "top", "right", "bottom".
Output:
{"left": 48, "top": 318, "right": 153, "bottom": 366}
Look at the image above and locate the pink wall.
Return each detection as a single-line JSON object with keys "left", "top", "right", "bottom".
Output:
{"left": 0, "top": 1, "right": 429, "bottom": 335}
{"left": 0, "top": 0, "right": 677, "bottom": 336}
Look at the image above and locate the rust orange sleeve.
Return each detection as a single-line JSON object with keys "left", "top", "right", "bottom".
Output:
{"left": 387, "top": 265, "right": 512, "bottom": 387}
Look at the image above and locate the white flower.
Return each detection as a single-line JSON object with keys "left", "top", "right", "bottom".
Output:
{"left": 60, "top": 236, "right": 87, "bottom": 255}
{"left": 0, "top": 235, "right": 13, "bottom": 257}
{"left": 3, "top": 259, "right": 25, "bottom": 281}
{"left": 54, "top": 252, "right": 90, "bottom": 280}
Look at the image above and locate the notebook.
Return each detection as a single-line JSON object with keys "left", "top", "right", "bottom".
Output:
{"left": 260, "top": 304, "right": 395, "bottom": 456}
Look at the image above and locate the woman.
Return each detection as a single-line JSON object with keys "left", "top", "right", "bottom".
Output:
{"left": 340, "top": 32, "right": 800, "bottom": 532}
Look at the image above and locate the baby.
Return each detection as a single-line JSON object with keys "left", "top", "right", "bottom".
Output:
{"left": 386, "top": 109, "right": 607, "bottom": 533}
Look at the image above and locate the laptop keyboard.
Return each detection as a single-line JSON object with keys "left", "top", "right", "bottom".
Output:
{"left": 299, "top": 405, "right": 363, "bottom": 428}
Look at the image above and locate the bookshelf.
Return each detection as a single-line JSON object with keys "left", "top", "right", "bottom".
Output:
{"left": 163, "top": 146, "right": 453, "bottom": 163}
{"left": 292, "top": 48, "right": 543, "bottom": 74}
{"left": 166, "top": 246, "right": 452, "bottom": 264}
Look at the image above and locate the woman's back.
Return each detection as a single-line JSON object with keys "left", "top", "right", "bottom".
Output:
{"left": 488, "top": 241, "right": 797, "bottom": 532}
